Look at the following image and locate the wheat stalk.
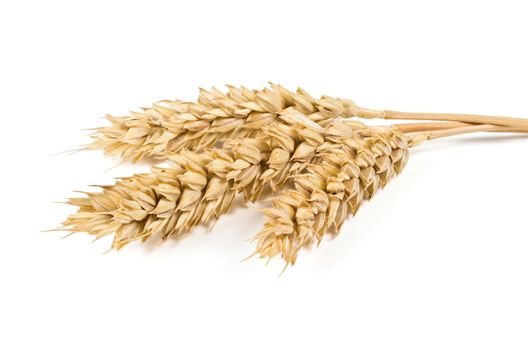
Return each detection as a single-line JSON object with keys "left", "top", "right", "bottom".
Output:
{"left": 251, "top": 119, "right": 528, "bottom": 270}
{"left": 57, "top": 83, "right": 528, "bottom": 270}
{"left": 85, "top": 83, "right": 528, "bottom": 162}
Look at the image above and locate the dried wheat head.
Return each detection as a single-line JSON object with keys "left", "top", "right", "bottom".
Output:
{"left": 251, "top": 123, "right": 410, "bottom": 268}
{"left": 85, "top": 83, "right": 373, "bottom": 162}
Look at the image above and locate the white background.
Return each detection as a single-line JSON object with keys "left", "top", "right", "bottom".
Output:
{"left": 1, "top": 1, "right": 527, "bottom": 349}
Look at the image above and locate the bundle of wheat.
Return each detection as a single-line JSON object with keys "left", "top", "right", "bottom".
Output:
{"left": 56, "top": 84, "right": 528, "bottom": 271}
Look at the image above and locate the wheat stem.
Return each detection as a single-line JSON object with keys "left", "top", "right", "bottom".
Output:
{"left": 394, "top": 121, "right": 528, "bottom": 135}
{"left": 393, "top": 121, "right": 473, "bottom": 133}
{"left": 420, "top": 124, "right": 526, "bottom": 140}
{"left": 374, "top": 110, "right": 528, "bottom": 129}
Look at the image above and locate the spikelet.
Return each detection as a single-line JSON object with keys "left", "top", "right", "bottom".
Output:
{"left": 63, "top": 145, "right": 258, "bottom": 249}
{"left": 252, "top": 124, "right": 410, "bottom": 268}
{"left": 86, "top": 83, "right": 373, "bottom": 162}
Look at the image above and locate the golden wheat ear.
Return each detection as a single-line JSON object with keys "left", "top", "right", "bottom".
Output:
{"left": 252, "top": 124, "right": 410, "bottom": 268}
{"left": 250, "top": 120, "right": 528, "bottom": 270}
{"left": 84, "top": 83, "right": 528, "bottom": 163}
{"left": 85, "top": 84, "right": 362, "bottom": 162}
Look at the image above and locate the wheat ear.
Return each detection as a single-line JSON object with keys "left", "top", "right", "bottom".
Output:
{"left": 85, "top": 84, "right": 358, "bottom": 162}
{"left": 251, "top": 118, "right": 528, "bottom": 270}
{"left": 251, "top": 123, "right": 410, "bottom": 269}
{"left": 85, "top": 83, "right": 528, "bottom": 162}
